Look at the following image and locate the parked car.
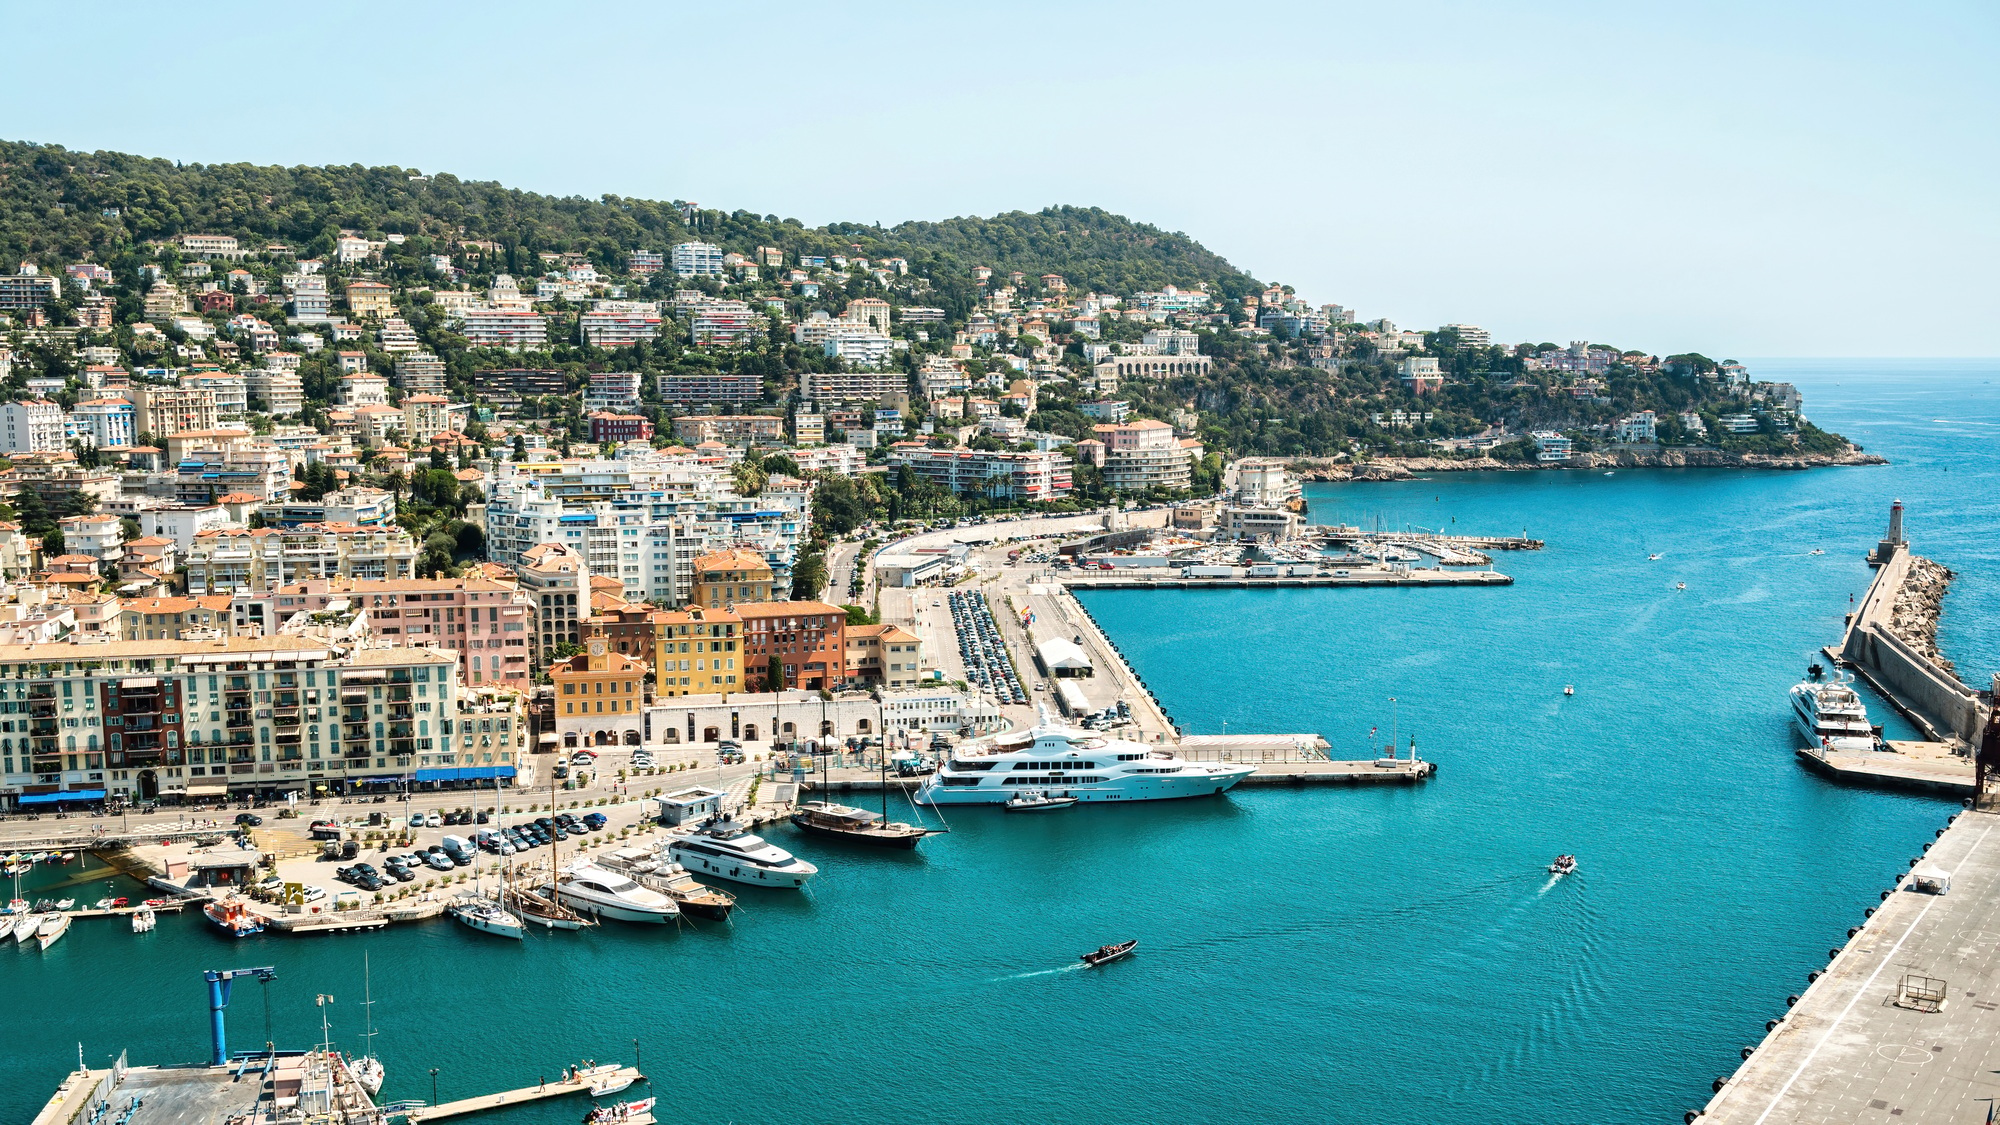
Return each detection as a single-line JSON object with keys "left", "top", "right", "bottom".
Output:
{"left": 234, "top": 813, "right": 263, "bottom": 827}
{"left": 301, "top": 885, "right": 329, "bottom": 903}
{"left": 422, "top": 811, "right": 442, "bottom": 828}
{"left": 340, "top": 841, "right": 359, "bottom": 859}
{"left": 581, "top": 813, "right": 608, "bottom": 831}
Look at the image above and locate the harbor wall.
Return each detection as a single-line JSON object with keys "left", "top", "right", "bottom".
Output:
{"left": 1838, "top": 549, "right": 1986, "bottom": 744}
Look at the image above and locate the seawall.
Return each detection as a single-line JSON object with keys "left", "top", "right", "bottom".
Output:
{"left": 1837, "top": 547, "right": 1987, "bottom": 745}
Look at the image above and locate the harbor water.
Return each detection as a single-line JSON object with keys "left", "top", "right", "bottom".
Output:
{"left": 4, "top": 359, "right": 1998, "bottom": 1124}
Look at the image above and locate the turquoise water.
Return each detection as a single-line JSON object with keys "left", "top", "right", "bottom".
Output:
{"left": 3, "top": 360, "right": 1996, "bottom": 1124}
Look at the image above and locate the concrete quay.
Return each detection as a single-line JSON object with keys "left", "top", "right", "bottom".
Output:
{"left": 799, "top": 757, "right": 1434, "bottom": 794}
{"left": 414, "top": 1065, "right": 641, "bottom": 1122}
{"left": 1696, "top": 807, "right": 2000, "bottom": 1125}
{"left": 1795, "top": 742, "right": 1974, "bottom": 797}
{"left": 1058, "top": 569, "right": 1513, "bottom": 590}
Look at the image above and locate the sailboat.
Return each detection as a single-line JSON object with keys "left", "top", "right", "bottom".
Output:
{"left": 451, "top": 778, "right": 523, "bottom": 939}
{"left": 509, "top": 762, "right": 592, "bottom": 930}
{"left": 349, "top": 952, "right": 385, "bottom": 1096}
{"left": 788, "top": 742, "right": 940, "bottom": 848}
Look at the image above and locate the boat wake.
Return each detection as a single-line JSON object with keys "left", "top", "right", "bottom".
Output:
{"left": 990, "top": 963, "right": 1088, "bottom": 982}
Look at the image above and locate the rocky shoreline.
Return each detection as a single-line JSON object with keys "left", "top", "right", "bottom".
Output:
{"left": 1889, "top": 555, "right": 1957, "bottom": 677}
{"left": 1296, "top": 445, "right": 1885, "bottom": 482}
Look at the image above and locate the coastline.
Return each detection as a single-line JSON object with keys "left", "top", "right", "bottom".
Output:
{"left": 1296, "top": 444, "right": 1886, "bottom": 482}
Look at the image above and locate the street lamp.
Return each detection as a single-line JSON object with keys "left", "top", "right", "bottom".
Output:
{"left": 632, "top": 1037, "right": 641, "bottom": 1078}
{"left": 429, "top": 1068, "right": 439, "bottom": 1106}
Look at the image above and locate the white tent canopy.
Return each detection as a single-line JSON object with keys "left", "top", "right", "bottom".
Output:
{"left": 1037, "top": 637, "right": 1093, "bottom": 674}
{"left": 1911, "top": 864, "right": 1952, "bottom": 893}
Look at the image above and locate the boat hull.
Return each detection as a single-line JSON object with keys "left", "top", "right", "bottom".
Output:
{"left": 555, "top": 888, "right": 680, "bottom": 924}
{"left": 666, "top": 846, "right": 814, "bottom": 889}
{"left": 451, "top": 909, "right": 525, "bottom": 940}
{"left": 788, "top": 817, "right": 926, "bottom": 849}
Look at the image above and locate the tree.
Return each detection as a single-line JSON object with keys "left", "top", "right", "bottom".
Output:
{"left": 768, "top": 655, "right": 787, "bottom": 692}
{"left": 791, "top": 551, "right": 827, "bottom": 600}
{"left": 40, "top": 528, "right": 63, "bottom": 557}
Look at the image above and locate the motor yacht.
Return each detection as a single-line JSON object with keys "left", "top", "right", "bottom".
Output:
{"left": 915, "top": 713, "right": 1255, "bottom": 806}
{"left": 594, "top": 848, "right": 735, "bottom": 919}
{"left": 554, "top": 863, "right": 681, "bottom": 923}
{"left": 667, "top": 817, "right": 818, "bottom": 889}
{"left": 1791, "top": 674, "right": 1876, "bottom": 752}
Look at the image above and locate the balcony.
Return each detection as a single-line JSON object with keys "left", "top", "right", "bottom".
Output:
{"left": 390, "top": 740, "right": 415, "bottom": 756}
{"left": 273, "top": 713, "right": 300, "bottom": 729}
{"left": 387, "top": 722, "right": 413, "bottom": 740}
{"left": 388, "top": 687, "right": 412, "bottom": 703}
{"left": 388, "top": 705, "right": 414, "bottom": 721}
{"left": 273, "top": 692, "right": 300, "bottom": 709}
{"left": 229, "top": 750, "right": 256, "bottom": 764}
{"left": 27, "top": 699, "right": 56, "bottom": 718}
{"left": 225, "top": 715, "right": 253, "bottom": 730}
{"left": 29, "top": 719, "right": 57, "bottom": 737}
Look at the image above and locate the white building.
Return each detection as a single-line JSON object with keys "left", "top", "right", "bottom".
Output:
{"left": 583, "top": 371, "right": 642, "bottom": 413}
{"left": 1613, "top": 410, "right": 1657, "bottom": 444}
{"left": 0, "top": 400, "right": 68, "bottom": 453}
{"left": 70, "top": 398, "right": 137, "bottom": 449}
{"left": 246, "top": 370, "right": 304, "bottom": 417}
{"left": 671, "top": 242, "right": 726, "bottom": 277}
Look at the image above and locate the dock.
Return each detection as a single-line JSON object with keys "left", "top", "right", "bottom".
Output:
{"left": 1060, "top": 569, "right": 1512, "bottom": 590}
{"left": 1795, "top": 741, "right": 1973, "bottom": 796}
{"left": 412, "top": 1066, "right": 642, "bottom": 1121}
{"left": 1696, "top": 807, "right": 2000, "bottom": 1124}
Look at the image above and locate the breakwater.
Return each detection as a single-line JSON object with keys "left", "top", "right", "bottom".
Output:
{"left": 1836, "top": 536, "right": 1988, "bottom": 745}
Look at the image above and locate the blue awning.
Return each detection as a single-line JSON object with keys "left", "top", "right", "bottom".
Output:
{"left": 18, "top": 789, "right": 106, "bottom": 805}
{"left": 413, "top": 767, "right": 518, "bottom": 782}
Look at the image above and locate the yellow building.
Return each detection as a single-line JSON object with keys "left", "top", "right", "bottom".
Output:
{"left": 550, "top": 639, "right": 648, "bottom": 748}
{"left": 845, "top": 623, "right": 924, "bottom": 689}
{"left": 691, "top": 548, "right": 775, "bottom": 609}
{"left": 651, "top": 606, "right": 741, "bottom": 697}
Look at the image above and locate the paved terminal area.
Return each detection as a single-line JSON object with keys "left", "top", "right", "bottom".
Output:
{"left": 1700, "top": 808, "right": 2000, "bottom": 1125}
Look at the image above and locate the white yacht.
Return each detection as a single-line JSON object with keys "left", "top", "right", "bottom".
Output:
{"left": 915, "top": 715, "right": 1256, "bottom": 806}
{"left": 448, "top": 894, "right": 524, "bottom": 940}
{"left": 1791, "top": 675, "right": 1876, "bottom": 752}
{"left": 667, "top": 817, "right": 818, "bottom": 889}
{"left": 554, "top": 863, "right": 681, "bottom": 923}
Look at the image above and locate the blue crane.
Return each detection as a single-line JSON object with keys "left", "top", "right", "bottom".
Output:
{"left": 203, "top": 967, "right": 276, "bottom": 1065}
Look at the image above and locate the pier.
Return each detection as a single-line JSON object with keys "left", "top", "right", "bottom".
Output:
{"left": 411, "top": 1066, "right": 642, "bottom": 1121}
{"left": 1059, "top": 569, "right": 1512, "bottom": 590}
{"left": 1794, "top": 741, "right": 1973, "bottom": 796}
{"left": 1696, "top": 806, "right": 2000, "bottom": 1124}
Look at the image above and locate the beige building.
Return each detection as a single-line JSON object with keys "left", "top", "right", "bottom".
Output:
{"left": 691, "top": 548, "right": 776, "bottom": 609}
{"left": 119, "top": 595, "right": 236, "bottom": 641}
{"left": 402, "top": 395, "right": 449, "bottom": 444}
{"left": 846, "top": 623, "right": 923, "bottom": 689}
{"left": 344, "top": 280, "right": 393, "bottom": 320}
{"left": 519, "top": 543, "right": 587, "bottom": 665}
{"left": 130, "top": 384, "right": 220, "bottom": 438}
{"left": 184, "top": 525, "right": 421, "bottom": 596}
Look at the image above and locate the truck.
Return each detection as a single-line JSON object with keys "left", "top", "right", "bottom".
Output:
{"left": 1180, "top": 566, "right": 1235, "bottom": 579}
{"left": 1247, "top": 564, "right": 1283, "bottom": 578}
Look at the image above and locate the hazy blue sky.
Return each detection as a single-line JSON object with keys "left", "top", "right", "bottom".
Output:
{"left": 3, "top": 1, "right": 1992, "bottom": 356}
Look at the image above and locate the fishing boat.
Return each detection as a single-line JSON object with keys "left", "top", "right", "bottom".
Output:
{"left": 349, "top": 952, "right": 385, "bottom": 1096}
{"left": 130, "top": 906, "right": 157, "bottom": 933}
{"left": 1080, "top": 940, "right": 1137, "bottom": 967}
{"left": 1004, "top": 790, "right": 1078, "bottom": 813}
{"left": 1549, "top": 854, "right": 1578, "bottom": 876}
{"left": 789, "top": 801, "right": 932, "bottom": 848}
{"left": 203, "top": 897, "right": 264, "bottom": 938}
{"left": 36, "top": 911, "right": 70, "bottom": 950}
{"left": 508, "top": 885, "right": 595, "bottom": 930}
{"left": 583, "top": 1097, "right": 655, "bottom": 1124}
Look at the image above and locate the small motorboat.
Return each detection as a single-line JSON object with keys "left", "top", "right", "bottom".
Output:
{"left": 1647, "top": 553, "right": 1661, "bottom": 561}
{"left": 1562, "top": 685, "right": 1574, "bottom": 697}
{"left": 204, "top": 897, "right": 264, "bottom": 938}
{"left": 131, "top": 906, "right": 157, "bottom": 933}
{"left": 1808, "top": 548, "right": 1825, "bottom": 556}
{"left": 583, "top": 1096, "right": 655, "bottom": 1124}
{"left": 1081, "top": 940, "right": 1137, "bottom": 968}
{"left": 1005, "top": 790, "right": 1078, "bottom": 813}
{"left": 54, "top": 898, "right": 75, "bottom": 911}
{"left": 1675, "top": 582, "right": 1687, "bottom": 591}
{"left": 36, "top": 911, "right": 71, "bottom": 950}
{"left": 588, "top": 1070, "right": 637, "bottom": 1097}
{"left": 1549, "top": 854, "right": 1578, "bottom": 876}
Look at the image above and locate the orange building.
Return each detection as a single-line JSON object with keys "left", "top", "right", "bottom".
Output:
{"left": 550, "top": 639, "right": 648, "bottom": 748}
{"left": 735, "top": 600, "right": 847, "bottom": 691}
{"left": 691, "top": 548, "right": 775, "bottom": 609}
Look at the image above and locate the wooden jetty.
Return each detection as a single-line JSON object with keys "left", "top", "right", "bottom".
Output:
{"left": 411, "top": 1066, "right": 642, "bottom": 1121}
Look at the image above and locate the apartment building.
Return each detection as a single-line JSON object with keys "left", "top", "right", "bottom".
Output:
{"left": 627, "top": 250, "right": 664, "bottom": 274}
{"left": 184, "top": 524, "right": 419, "bottom": 595}
{"left": 130, "top": 385, "right": 219, "bottom": 438}
{"left": 0, "top": 636, "right": 517, "bottom": 808}
{"left": 671, "top": 242, "right": 725, "bottom": 277}
{"left": 262, "top": 487, "right": 397, "bottom": 531}
{"left": 687, "top": 300, "right": 760, "bottom": 346}
{"left": 799, "top": 369, "right": 910, "bottom": 404}
{"left": 402, "top": 395, "right": 450, "bottom": 444}
{"left": 519, "top": 543, "right": 586, "bottom": 665}
{"left": 692, "top": 548, "right": 776, "bottom": 609}
{"left": 246, "top": 369, "right": 304, "bottom": 416}
{"left": 580, "top": 304, "right": 664, "bottom": 348}
{"left": 71, "top": 398, "right": 137, "bottom": 449}
{"left": 588, "top": 412, "right": 654, "bottom": 443}
{"left": 550, "top": 640, "right": 649, "bottom": 748}
{"left": 885, "top": 445, "right": 1074, "bottom": 501}
{"left": 0, "top": 264, "right": 60, "bottom": 311}
{"left": 648, "top": 606, "right": 742, "bottom": 697}
{"left": 584, "top": 370, "right": 642, "bottom": 412}
{"left": 344, "top": 280, "right": 393, "bottom": 319}
{"left": 176, "top": 234, "right": 245, "bottom": 259}
{"left": 119, "top": 596, "right": 235, "bottom": 640}
{"left": 394, "top": 352, "right": 448, "bottom": 396}
{"left": 0, "top": 400, "right": 68, "bottom": 453}
{"left": 1096, "top": 420, "right": 1194, "bottom": 492}
{"left": 270, "top": 576, "right": 532, "bottom": 686}
{"left": 670, "top": 414, "right": 785, "bottom": 447}
{"left": 737, "top": 601, "right": 847, "bottom": 691}
{"left": 845, "top": 624, "right": 923, "bottom": 689}
{"left": 1090, "top": 354, "right": 1214, "bottom": 384}
{"left": 656, "top": 370, "right": 762, "bottom": 406}
{"left": 456, "top": 309, "right": 549, "bottom": 349}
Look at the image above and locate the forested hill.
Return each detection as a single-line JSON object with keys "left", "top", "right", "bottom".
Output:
{"left": 0, "top": 140, "right": 1258, "bottom": 298}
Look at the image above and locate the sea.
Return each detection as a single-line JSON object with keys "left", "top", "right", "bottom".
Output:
{"left": 3, "top": 359, "right": 1996, "bottom": 1124}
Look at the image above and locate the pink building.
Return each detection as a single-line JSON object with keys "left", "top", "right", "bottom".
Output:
{"left": 272, "top": 575, "right": 534, "bottom": 687}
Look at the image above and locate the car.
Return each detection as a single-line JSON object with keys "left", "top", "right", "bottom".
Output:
{"left": 474, "top": 812, "right": 489, "bottom": 824}
{"left": 422, "top": 811, "right": 441, "bottom": 828}
{"left": 234, "top": 813, "right": 263, "bottom": 827}
{"left": 354, "top": 874, "right": 384, "bottom": 892}
{"left": 423, "top": 852, "right": 453, "bottom": 871}
{"left": 334, "top": 865, "right": 358, "bottom": 883}
{"left": 582, "top": 813, "right": 608, "bottom": 830}
{"left": 301, "top": 885, "right": 329, "bottom": 903}
{"left": 384, "top": 863, "right": 415, "bottom": 883}
{"left": 340, "top": 840, "right": 359, "bottom": 859}
{"left": 408, "top": 813, "right": 426, "bottom": 829}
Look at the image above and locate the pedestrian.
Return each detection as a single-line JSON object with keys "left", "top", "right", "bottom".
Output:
{"left": 539, "top": 1077, "right": 546, "bottom": 1093}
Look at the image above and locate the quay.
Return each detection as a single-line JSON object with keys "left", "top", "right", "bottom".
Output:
{"left": 1059, "top": 569, "right": 1512, "bottom": 590}
{"left": 1795, "top": 741, "right": 1973, "bottom": 796}
{"left": 410, "top": 1066, "right": 642, "bottom": 1122}
{"left": 800, "top": 757, "right": 1435, "bottom": 795}
{"left": 1695, "top": 806, "right": 2000, "bottom": 1125}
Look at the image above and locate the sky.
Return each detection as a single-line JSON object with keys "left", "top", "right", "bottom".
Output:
{"left": 1, "top": 0, "right": 1993, "bottom": 357}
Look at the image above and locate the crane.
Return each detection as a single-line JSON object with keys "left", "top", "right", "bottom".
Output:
{"left": 203, "top": 966, "right": 277, "bottom": 1065}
